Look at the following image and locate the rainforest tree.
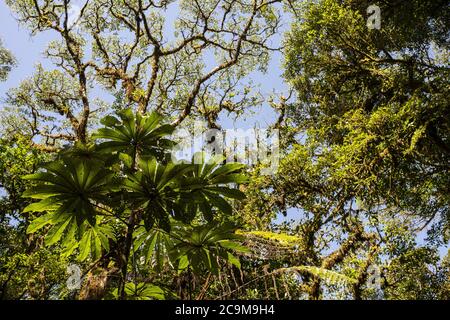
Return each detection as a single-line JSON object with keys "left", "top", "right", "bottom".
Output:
{"left": 224, "top": 0, "right": 450, "bottom": 300}
{"left": 21, "top": 109, "right": 249, "bottom": 299}
{"left": 3, "top": 0, "right": 285, "bottom": 145}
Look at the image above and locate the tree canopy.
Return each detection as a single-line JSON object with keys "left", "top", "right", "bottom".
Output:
{"left": 0, "top": 0, "right": 448, "bottom": 300}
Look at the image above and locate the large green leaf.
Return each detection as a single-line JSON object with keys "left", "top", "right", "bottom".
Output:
{"left": 119, "top": 282, "right": 166, "bottom": 300}
{"left": 93, "top": 108, "right": 175, "bottom": 160}
{"left": 26, "top": 213, "right": 53, "bottom": 233}
{"left": 170, "top": 222, "right": 247, "bottom": 274}
{"left": 122, "top": 158, "right": 193, "bottom": 230}
{"left": 172, "top": 152, "right": 249, "bottom": 221}
{"left": 23, "top": 158, "right": 114, "bottom": 226}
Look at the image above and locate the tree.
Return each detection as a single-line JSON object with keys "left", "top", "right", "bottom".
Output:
{"left": 4, "top": 0, "right": 284, "bottom": 145}
{"left": 219, "top": 0, "right": 450, "bottom": 299}
{"left": 22, "top": 108, "right": 248, "bottom": 299}
{"left": 0, "top": 1, "right": 283, "bottom": 299}
{"left": 283, "top": 0, "right": 449, "bottom": 234}
{"left": 0, "top": 39, "right": 69, "bottom": 300}
{"left": 0, "top": 135, "right": 69, "bottom": 299}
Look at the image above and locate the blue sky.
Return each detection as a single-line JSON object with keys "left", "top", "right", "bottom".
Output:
{"left": 0, "top": 0, "right": 299, "bottom": 224}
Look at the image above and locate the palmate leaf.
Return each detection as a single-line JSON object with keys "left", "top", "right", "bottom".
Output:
{"left": 22, "top": 158, "right": 114, "bottom": 226}
{"left": 110, "top": 282, "right": 166, "bottom": 300}
{"left": 44, "top": 216, "right": 72, "bottom": 246}
{"left": 122, "top": 158, "right": 192, "bottom": 231}
{"left": 217, "top": 239, "right": 251, "bottom": 254}
{"left": 72, "top": 218, "right": 115, "bottom": 261}
{"left": 124, "top": 282, "right": 165, "bottom": 300}
{"left": 181, "top": 153, "right": 248, "bottom": 220}
{"left": 22, "top": 157, "right": 115, "bottom": 261}
{"left": 133, "top": 221, "right": 247, "bottom": 274}
{"left": 133, "top": 226, "right": 175, "bottom": 272}
{"left": 190, "top": 153, "right": 248, "bottom": 184}
{"left": 27, "top": 212, "right": 114, "bottom": 261}
{"left": 170, "top": 222, "right": 247, "bottom": 274}
{"left": 123, "top": 154, "right": 247, "bottom": 229}
{"left": 93, "top": 108, "right": 175, "bottom": 160}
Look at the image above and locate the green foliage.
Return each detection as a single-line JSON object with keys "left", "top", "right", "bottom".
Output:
{"left": 383, "top": 247, "right": 449, "bottom": 300}
{"left": 1, "top": 0, "right": 448, "bottom": 301}
{"left": 93, "top": 108, "right": 175, "bottom": 161}
{"left": 287, "top": 266, "right": 357, "bottom": 287}
{"left": 19, "top": 109, "right": 248, "bottom": 297}
{"left": 23, "top": 159, "right": 114, "bottom": 226}
{"left": 0, "top": 136, "right": 50, "bottom": 217}
{"left": 133, "top": 226, "right": 174, "bottom": 272}
{"left": 122, "top": 159, "right": 192, "bottom": 231}
{"left": 111, "top": 282, "right": 166, "bottom": 300}
{"left": 171, "top": 222, "right": 248, "bottom": 274}
{"left": 242, "top": 230, "right": 303, "bottom": 246}
{"left": 0, "top": 248, "right": 67, "bottom": 299}
{"left": 134, "top": 221, "right": 249, "bottom": 275}
{"left": 186, "top": 154, "right": 248, "bottom": 220}
{"left": 225, "top": 0, "right": 450, "bottom": 300}
{"left": 119, "top": 154, "right": 247, "bottom": 231}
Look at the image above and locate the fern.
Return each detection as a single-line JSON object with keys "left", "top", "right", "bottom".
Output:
{"left": 282, "top": 266, "right": 357, "bottom": 287}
